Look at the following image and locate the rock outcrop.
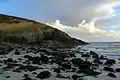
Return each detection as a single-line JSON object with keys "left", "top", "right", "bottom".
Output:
{"left": 0, "top": 14, "right": 87, "bottom": 47}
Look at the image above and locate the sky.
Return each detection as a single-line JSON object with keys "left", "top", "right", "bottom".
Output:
{"left": 0, "top": 0, "right": 120, "bottom": 42}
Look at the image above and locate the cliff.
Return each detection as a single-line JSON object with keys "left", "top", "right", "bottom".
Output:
{"left": 0, "top": 14, "right": 87, "bottom": 47}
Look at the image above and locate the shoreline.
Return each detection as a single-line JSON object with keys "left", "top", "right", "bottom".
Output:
{"left": 0, "top": 43, "right": 120, "bottom": 80}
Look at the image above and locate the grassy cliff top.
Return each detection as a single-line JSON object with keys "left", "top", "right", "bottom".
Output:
{"left": 0, "top": 14, "right": 55, "bottom": 34}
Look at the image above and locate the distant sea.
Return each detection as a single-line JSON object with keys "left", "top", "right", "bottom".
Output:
{"left": 78, "top": 42, "right": 120, "bottom": 57}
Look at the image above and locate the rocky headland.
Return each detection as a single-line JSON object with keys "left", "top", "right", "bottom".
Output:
{"left": 0, "top": 14, "right": 87, "bottom": 47}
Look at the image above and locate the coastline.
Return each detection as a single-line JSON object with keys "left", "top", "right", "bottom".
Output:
{"left": 0, "top": 43, "right": 120, "bottom": 80}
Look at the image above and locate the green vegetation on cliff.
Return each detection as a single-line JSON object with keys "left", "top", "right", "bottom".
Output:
{"left": 0, "top": 14, "right": 87, "bottom": 46}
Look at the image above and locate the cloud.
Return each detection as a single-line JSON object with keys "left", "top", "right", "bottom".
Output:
{"left": 45, "top": 0, "right": 120, "bottom": 42}
{"left": 43, "top": 0, "right": 120, "bottom": 25}
{"left": 47, "top": 20, "right": 120, "bottom": 42}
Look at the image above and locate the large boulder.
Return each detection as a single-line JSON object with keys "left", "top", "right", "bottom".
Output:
{"left": 115, "top": 68, "right": 120, "bottom": 72}
{"left": 108, "top": 73, "right": 116, "bottom": 78}
{"left": 105, "top": 59, "right": 116, "bottom": 65}
{"left": 36, "top": 71, "right": 51, "bottom": 79}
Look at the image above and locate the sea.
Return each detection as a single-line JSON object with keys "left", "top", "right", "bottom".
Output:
{"left": 78, "top": 42, "right": 120, "bottom": 57}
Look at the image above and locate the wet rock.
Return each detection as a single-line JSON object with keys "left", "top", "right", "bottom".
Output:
{"left": 32, "top": 72, "right": 37, "bottom": 74}
{"left": 99, "top": 55, "right": 107, "bottom": 60}
{"left": 28, "top": 47, "right": 36, "bottom": 51}
{"left": 103, "top": 67, "right": 114, "bottom": 72}
{"left": 4, "top": 58, "right": 13, "bottom": 63}
{"left": 93, "top": 59, "right": 103, "bottom": 64}
{"left": 69, "top": 53, "right": 76, "bottom": 57}
{"left": 36, "top": 71, "right": 51, "bottom": 79}
{"left": 31, "top": 57, "right": 41, "bottom": 65}
{"left": 79, "top": 64, "right": 90, "bottom": 69}
{"left": 22, "top": 74, "right": 33, "bottom": 80}
{"left": 115, "top": 68, "right": 120, "bottom": 72}
{"left": 0, "top": 51, "right": 8, "bottom": 55}
{"left": 72, "top": 75, "right": 82, "bottom": 80}
{"left": 5, "top": 76, "right": 10, "bottom": 78}
{"left": 71, "top": 58, "right": 83, "bottom": 66}
{"left": 23, "top": 60, "right": 31, "bottom": 64}
{"left": 77, "top": 69, "right": 101, "bottom": 76}
{"left": 40, "top": 54, "right": 49, "bottom": 63}
{"left": 3, "top": 63, "right": 21, "bottom": 70}
{"left": 91, "top": 64, "right": 99, "bottom": 70}
{"left": 108, "top": 73, "right": 116, "bottom": 78}
{"left": 90, "top": 51, "right": 97, "bottom": 55}
{"left": 14, "top": 51, "right": 20, "bottom": 55}
{"left": 24, "top": 55, "right": 32, "bottom": 59}
{"left": 105, "top": 59, "right": 116, "bottom": 65}
{"left": 71, "top": 68, "right": 77, "bottom": 72}
{"left": 18, "top": 58, "right": 22, "bottom": 61}
{"left": 54, "top": 67, "right": 61, "bottom": 73}
{"left": 56, "top": 73, "right": 70, "bottom": 79}
{"left": 62, "top": 62, "right": 71, "bottom": 69}
{"left": 90, "top": 51, "right": 99, "bottom": 58}
{"left": 82, "top": 61, "right": 92, "bottom": 65}
{"left": 16, "top": 65, "right": 41, "bottom": 71}
{"left": 13, "top": 69, "right": 21, "bottom": 73}
{"left": 81, "top": 54, "right": 91, "bottom": 57}
{"left": 24, "top": 74, "right": 29, "bottom": 78}
{"left": 38, "top": 49, "right": 51, "bottom": 55}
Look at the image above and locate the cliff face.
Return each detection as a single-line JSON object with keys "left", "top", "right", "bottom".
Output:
{"left": 0, "top": 14, "right": 87, "bottom": 47}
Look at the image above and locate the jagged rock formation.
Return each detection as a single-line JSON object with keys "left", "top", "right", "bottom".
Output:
{"left": 0, "top": 14, "right": 87, "bottom": 47}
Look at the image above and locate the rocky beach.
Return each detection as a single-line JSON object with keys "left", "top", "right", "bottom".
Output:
{"left": 0, "top": 14, "right": 120, "bottom": 80}
{"left": 0, "top": 43, "right": 120, "bottom": 80}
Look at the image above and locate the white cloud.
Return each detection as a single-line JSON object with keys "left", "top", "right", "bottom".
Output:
{"left": 43, "top": 0, "right": 120, "bottom": 25}
{"left": 45, "top": 0, "right": 120, "bottom": 42}
{"left": 47, "top": 20, "right": 120, "bottom": 42}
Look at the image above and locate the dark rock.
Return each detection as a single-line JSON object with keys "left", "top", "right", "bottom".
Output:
{"left": 0, "top": 51, "right": 8, "bottom": 55}
{"left": 3, "top": 63, "right": 21, "bottom": 70}
{"left": 13, "top": 69, "right": 21, "bottom": 73}
{"left": 72, "top": 75, "right": 81, "bottom": 80}
{"left": 37, "top": 49, "right": 51, "bottom": 55}
{"left": 93, "top": 59, "right": 103, "bottom": 64}
{"left": 90, "top": 51, "right": 97, "bottom": 55}
{"left": 71, "top": 58, "right": 83, "bottom": 66}
{"left": 24, "top": 74, "right": 29, "bottom": 78}
{"left": 105, "top": 59, "right": 116, "bottom": 65}
{"left": 54, "top": 67, "right": 61, "bottom": 73}
{"left": 40, "top": 54, "right": 49, "bottom": 63}
{"left": 28, "top": 47, "right": 36, "bottom": 51}
{"left": 103, "top": 67, "right": 114, "bottom": 72}
{"left": 23, "top": 60, "right": 31, "bottom": 64}
{"left": 82, "top": 61, "right": 92, "bottom": 65}
{"left": 14, "top": 51, "right": 20, "bottom": 55}
{"left": 5, "top": 76, "right": 10, "bottom": 78}
{"left": 4, "top": 58, "right": 13, "bottom": 63}
{"left": 22, "top": 74, "right": 33, "bottom": 80}
{"left": 69, "top": 53, "right": 76, "bottom": 57}
{"left": 18, "top": 58, "right": 22, "bottom": 61}
{"left": 108, "top": 73, "right": 116, "bottom": 78}
{"left": 81, "top": 54, "right": 91, "bottom": 57}
{"left": 77, "top": 69, "right": 101, "bottom": 76}
{"left": 92, "top": 55, "right": 99, "bottom": 58}
{"left": 62, "top": 63, "right": 71, "bottom": 69}
{"left": 24, "top": 55, "right": 32, "bottom": 59}
{"left": 36, "top": 71, "right": 51, "bottom": 79}
{"left": 56, "top": 73, "right": 70, "bottom": 79}
{"left": 79, "top": 64, "right": 90, "bottom": 69}
{"left": 16, "top": 65, "right": 41, "bottom": 71}
{"left": 71, "top": 68, "right": 77, "bottom": 72}
{"left": 90, "top": 51, "right": 99, "bottom": 58}
{"left": 99, "top": 55, "right": 107, "bottom": 60}
{"left": 115, "top": 68, "right": 120, "bottom": 72}
{"left": 32, "top": 72, "right": 37, "bottom": 74}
